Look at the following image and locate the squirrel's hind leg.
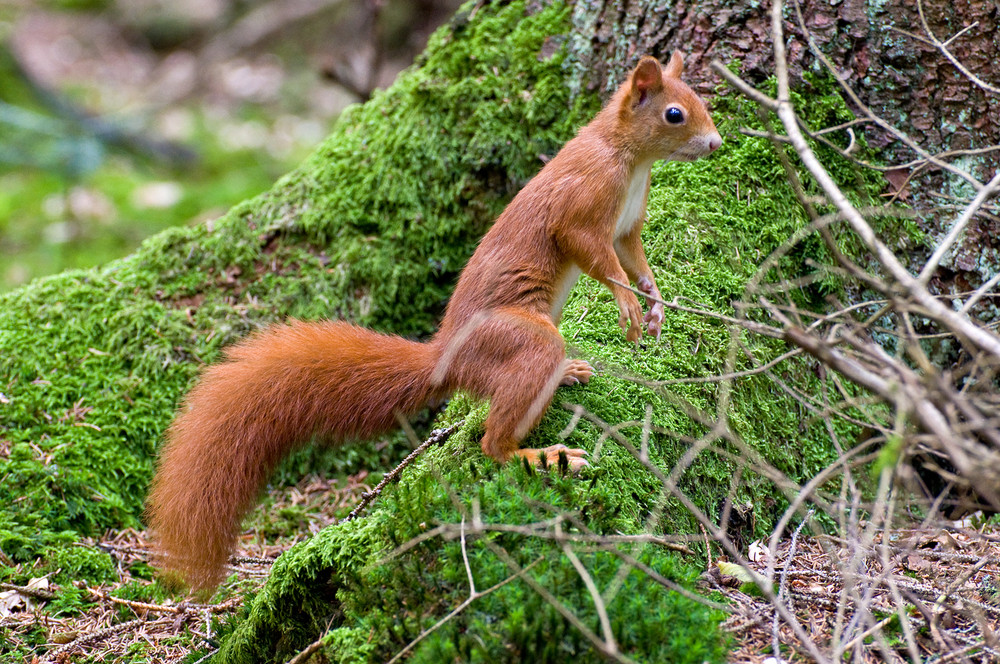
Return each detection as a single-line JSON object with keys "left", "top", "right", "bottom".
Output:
{"left": 441, "top": 308, "right": 589, "bottom": 471}
{"left": 483, "top": 356, "right": 590, "bottom": 472}
{"left": 512, "top": 443, "right": 589, "bottom": 472}
{"left": 459, "top": 317, "right": 588, "bottom": 470}
{"left": 560, "top": 359, "right": 594, "bottom": 386}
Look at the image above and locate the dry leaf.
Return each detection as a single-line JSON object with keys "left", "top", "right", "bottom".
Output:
{"left": 748, "top": 539, "right": 768, "bottom": 562}
{"left": 718, "top": 561, "right": 755, "bottom": 584}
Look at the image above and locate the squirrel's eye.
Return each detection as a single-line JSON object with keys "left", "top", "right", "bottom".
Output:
{"left": 665, "top": 107, "right": 685, "bottom": 124}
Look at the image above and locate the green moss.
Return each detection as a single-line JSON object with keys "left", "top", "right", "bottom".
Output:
{"left": 253, "top": 0, "right": 590, "bottom": 336}
{"left": 215, "top": 438, "right": 728, "bottom": 664}
{"left": 46, "top": 545, "right": 117, "bottom": 586}
{"left": 1, "top": 0, "right": 896, "bottom": 661}
{"left": 0, "top": 0, "right": 593, "bottom": 567}
{"left": 212, "top": 50, "right": 889, "bottom": 664}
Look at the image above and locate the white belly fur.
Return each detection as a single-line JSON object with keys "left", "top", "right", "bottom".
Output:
{"left": 615, "top": 161, "right": 653, "bottom": 239}
{"left": 550, "top": 265, "right": 583, "bottom": 322}
{"left": 551, "top": 163, "right": 652, "bottom": 323}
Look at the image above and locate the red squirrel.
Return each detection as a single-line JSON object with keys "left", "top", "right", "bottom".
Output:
{"left": 147, "top": 52, "right": 721, "bottom": 591}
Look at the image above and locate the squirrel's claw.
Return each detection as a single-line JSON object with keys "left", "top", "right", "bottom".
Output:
{"left": 644, "top": 303, "right": 665, "bottom": 341}
{"left": 560, "top": 359, "right": 595, "bottom": 386}
{"left": 514, "top": 444, "right": 589, "bottom": 473}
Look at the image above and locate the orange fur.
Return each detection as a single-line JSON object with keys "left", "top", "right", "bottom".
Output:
{"left": 146, "top": 52, "right": 721, "bottom": 591}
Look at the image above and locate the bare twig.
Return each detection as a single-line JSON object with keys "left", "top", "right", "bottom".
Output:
{"left": 383, "top": 521, "right": 543, "bottom": 664}
{"left": 916, "top": 0, "right": 1000, "bottom": 96}
{"left": 344, "top": 420, "right": 463, "bottom": 522}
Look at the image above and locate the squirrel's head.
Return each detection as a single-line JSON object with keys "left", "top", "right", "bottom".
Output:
{"left": 616, "top": 52, "right": 722, "bottom": 162}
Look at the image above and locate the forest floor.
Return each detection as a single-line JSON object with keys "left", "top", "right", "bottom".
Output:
{"left": 719, "top": 522, "right": 1000, "bottom": 663}
{"left": 3, "top": 474, "right": 998, "bottom": 663}
{"left": 0, "top": 472, "right": 371, "bottom": 663}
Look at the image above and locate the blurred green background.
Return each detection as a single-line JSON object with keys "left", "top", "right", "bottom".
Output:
{"left": 0, "top": 0, "right": 461, "bottom": 291}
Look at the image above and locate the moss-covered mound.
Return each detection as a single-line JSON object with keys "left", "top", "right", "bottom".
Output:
{"left": 212, "top": 66, "right": 884, "bottom": 660}
{"left": 0, "top": 0, "right": 590, "bottom": 560}
{"left": 217, "top": 430, "right": 728, "bottom": 664}
{"left": 0, "top": 0, "right": 888, "bottom": 662}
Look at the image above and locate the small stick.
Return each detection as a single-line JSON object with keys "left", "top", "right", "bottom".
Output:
{"left": 345, "top": 420, "right": 463, "bottom": 522}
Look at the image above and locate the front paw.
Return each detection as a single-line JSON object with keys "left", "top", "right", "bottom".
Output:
{"left": 644, "top": 303, "right": 664, "bottom": 341}
{"left": 617, "top": 295, "right": 643, "bottom": 342}
{"left": 637, "top": 276, "right": 656, "bottom": 297}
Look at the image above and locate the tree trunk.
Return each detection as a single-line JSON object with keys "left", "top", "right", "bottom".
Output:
{"left": 567, "top": 0, "right": 999, "bottom": 180}
{"left": 560, "top": 0, "right": 1000, "bottom": 306}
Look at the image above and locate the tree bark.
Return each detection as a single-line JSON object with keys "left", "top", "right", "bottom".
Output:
{"left": 565, "top": 0, "right": 998, "bottom": 175}
{"left": 556, "top": 0, "right": 999, "bottom": 301}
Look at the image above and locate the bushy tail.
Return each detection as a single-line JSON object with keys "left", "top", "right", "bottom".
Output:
{"left": 146, "top": 320, "right": 440, "bottom": 591}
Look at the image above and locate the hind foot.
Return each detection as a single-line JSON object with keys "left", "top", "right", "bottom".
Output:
{"left": 513, "top": 444, "right": 589, "bottom": 472}
{"left": 560, "top": 359, "right": 594, "bottom": 386}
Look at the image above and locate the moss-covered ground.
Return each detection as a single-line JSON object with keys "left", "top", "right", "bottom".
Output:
{"left": 0, "top": 1, "right": 893, "bottom": 661}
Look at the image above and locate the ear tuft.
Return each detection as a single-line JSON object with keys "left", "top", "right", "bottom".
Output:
{"left": 630, "top": 56, "right": 664, "bottom": 102}
{"left": 664, "top": 50, "right": 684, "bottom": 79}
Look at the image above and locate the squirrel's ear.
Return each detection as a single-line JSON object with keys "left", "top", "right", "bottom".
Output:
{"left": 664, "top": 50, "right": 684, "bottom": 79}
{"left": 629, "top": 56, "right": 664, "bottom": 106}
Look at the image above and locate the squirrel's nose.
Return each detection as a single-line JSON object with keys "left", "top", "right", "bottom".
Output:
{"left": 708, "top": 133, "right": 722, "bottom": 152}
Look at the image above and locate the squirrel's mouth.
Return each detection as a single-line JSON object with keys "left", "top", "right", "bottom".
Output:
{"left": 673, "top": 143, "right": 717, "bottom": 161}
{"left": 671, "top": 150, "right": 701, "bottom": 162}
{"left": 669, "top": 134, "right": 721, "bottom": 162}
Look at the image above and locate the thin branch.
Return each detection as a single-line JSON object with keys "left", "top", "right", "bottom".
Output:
{"left": 919, "top": 171, "right": 1000, "bottom": 285}
{"left": 384, "top": 526, "right": 542, "bottom": 664}
{"left": 916, "top": 0, "right": 1000, "bottom": 95}
{"left": 788, "top": 0, "right": 986, "bottom": 190}
{"left": 556, "top": 521, "right": 618, "bottom": 656}
{"left": 345, "top": 420, "right": 462, "bottom": 522}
